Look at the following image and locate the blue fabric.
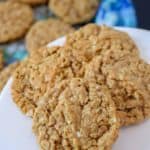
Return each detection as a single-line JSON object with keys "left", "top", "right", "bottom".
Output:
{"left": 95, "top": 0, "right": 137, "bottom": 27}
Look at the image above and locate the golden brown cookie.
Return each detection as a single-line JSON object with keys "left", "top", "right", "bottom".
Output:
{"left": 12, "top": 46, "right": 89, "bottom": 117}
{"left": 66, "top": 24, "right": 139, "bottom": 59}
{"left": 0, "top": 2, "right": 33, "bottom": 43}
{"left": 85, "top": 55, "right": 150, "bottom": 126}
{"left": 30, "top": 24, "right": 138, "bottom": 62}
{"left": 33, "top": 78, "right": 119, "bottom": 150}
{"left": 9, "top": 0, "right": 47, "bottom": 5}
{"left": 0, "top": 51, "right": 4, "bottom": 71}
{"left": 26, "top": 19, "right": 75, "bottom": 53}
{"left": 0, "top": 62, "right": 19, "bottom": 92}
{"left": 49, "top": 0, "right": 99, "bottom": 24}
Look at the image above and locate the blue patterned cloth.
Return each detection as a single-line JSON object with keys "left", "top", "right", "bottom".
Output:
{"left": 95, "top": 0, "right": 137, "bottom": 27}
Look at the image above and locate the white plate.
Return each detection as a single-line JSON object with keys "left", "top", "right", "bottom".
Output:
{"left": 0, "top": 27, "right": 150, "bottom": 150}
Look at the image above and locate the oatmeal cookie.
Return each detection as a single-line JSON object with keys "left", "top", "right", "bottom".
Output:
{"left": 85, "top": 55, "right": 150, "bottom": 126}
{"left": 0, "top": 2, "right": 33, "bottom": 43}
{"left": 30, "top": 24, "right": 138, "bottom": 62}
{"left": 0, "top": 62, "right": 19, "bottom": 92}
{"left": 0, "top": 51, "right": 4, "bottom": 71}
{"left": 33, "top": 78, "right": 119, "bottom": 150}
{"left": 66, "top": 24, "right": 139, "bottom": 59}
{"left": 26, "top": 19, "right": 74, "bottom": 53}
{"left": 9, "top": 0, "right": 47, "bottom": 5}
{"left": 49, "top": 0, "right": 99, "bottom": 24}
{"left": 12, "top": 46, "right": 89, "bottom": 117}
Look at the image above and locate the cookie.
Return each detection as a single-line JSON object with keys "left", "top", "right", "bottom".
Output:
{"left": 66, "top": 24, "right": 139, "bottom": 59}
{"left": 49, "top": 0, "right": 99, "bottom": 24}
{"left": 0, "top": 2, "right": 33, "bottom": 43}
{"left": 0, "top": 51, "right": 4, "bottom": 71}
{"left": 33, "top": 78, "right": 119, "bottom": 150}
{"left": 26, "top": 19, "right": 75, "bottom": 53}
{"left": 85, "top": 55, "right": 150, "bottom": 126}
{"left": 12, "top": 46, "right": 89, "bottom": 117}
{"left": 30, "top": 24, "right": 138, "bottom": 61}
{"left": 0, "top": 62, "right": 19, "bottom": 92}
{"left": 9, "top": 0, "right": 47, "bottom": 5}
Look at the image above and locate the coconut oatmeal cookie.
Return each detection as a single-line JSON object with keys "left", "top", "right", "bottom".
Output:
{"left": 49, "top": 0, "right": 99, "bottom": 24}
{"left": 0, "top": 2, "right": 33, "bottom": 43}
{"left": 11, "top": 46, "right": 89, "bottom": 117}
{"left": 26, "top": 19, "right": 74, "bottom": 53}
{"left": 85, "top": 55, "right": 150, "bottom": 126}
{"left": 33, "top": 78, "right": 119, "bottom": 150}
{"left": 66, "top": 24, "right": 139, "bottom": 59}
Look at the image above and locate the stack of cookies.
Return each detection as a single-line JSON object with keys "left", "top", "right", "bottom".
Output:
{"left": 11, "top": 24, "right": 150, "bottom": 150}
{"left": 0, "top": 0, "right": 100, "bottom": 91}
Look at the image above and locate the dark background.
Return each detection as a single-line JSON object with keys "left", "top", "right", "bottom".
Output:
{"left": 134, "top": 1, "right": 150, "bottom": 29}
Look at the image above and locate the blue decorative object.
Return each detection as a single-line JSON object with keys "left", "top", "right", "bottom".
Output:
{"left": 95, "top": 0, "right": 137, "bottom": 27}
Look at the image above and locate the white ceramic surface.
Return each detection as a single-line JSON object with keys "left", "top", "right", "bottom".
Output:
{"left": 0, "top": 27, "right": 150, "bottom": 150}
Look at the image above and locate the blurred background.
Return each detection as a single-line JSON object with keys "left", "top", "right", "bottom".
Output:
{"left": 0, "top": 0, "right": 149, "bottom": 65}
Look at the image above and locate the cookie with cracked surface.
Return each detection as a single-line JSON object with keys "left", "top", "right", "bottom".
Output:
{"left": 11, "top": 46, "right": 89, "bottom": 117}
{"left": 49, "top": 0, "right": 99, "bottom": 24}
{"left": 33, "top": 78, "right": 119, "bottom": 150}
{"left": 0, "top": 62, "right": 19, "bottom": 92}
{"left": 66, "top": 24, "right": 139, "bottom": 59}
{"left": 9, "top": 0, "right": 47, "bottom": 5}
{"left": 26, "top": 19, "right": 74, "bottom": 53}
{"left": 0, "top": 51, "right": 4, "bottom": 71}
{"left": 30, "top": 24, "right": 138, "bottom": 62}
{"left": 85, "top": 55, "right": 150, "bottom": 126}
{"left": 0, "top": 2, "right": 33, "bottom": 43}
